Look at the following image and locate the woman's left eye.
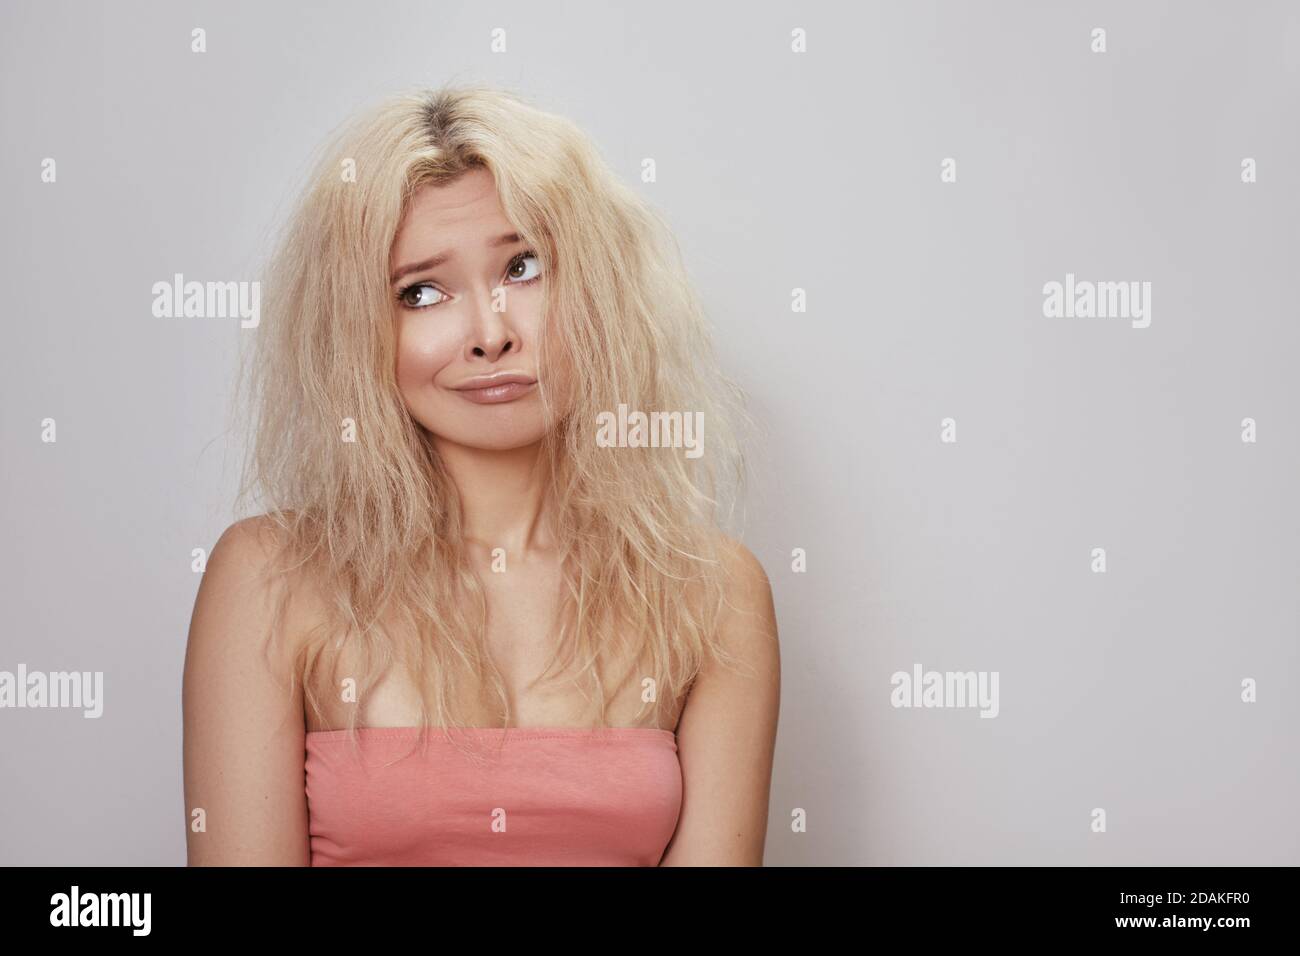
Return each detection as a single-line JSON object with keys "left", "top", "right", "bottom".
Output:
{"left": 505, "top": 252, "right": 542, "bottom": 284}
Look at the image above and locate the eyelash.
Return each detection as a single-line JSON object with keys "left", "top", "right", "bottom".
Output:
{"left": 394, "top": 250, "right": 543, "bottom": 310}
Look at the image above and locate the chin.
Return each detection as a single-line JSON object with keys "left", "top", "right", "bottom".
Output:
{"left": 470, "top": 434, "right": 547, "bottom": 451}
{"left": 425, "top": 423, "right": 549, "bottom": 452}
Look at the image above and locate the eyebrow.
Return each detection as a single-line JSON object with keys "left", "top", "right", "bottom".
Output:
{"left": 389, "top": 232, "right": 525, "bottom": 285}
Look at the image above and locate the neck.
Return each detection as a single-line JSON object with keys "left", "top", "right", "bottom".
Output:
{"left": 432, "top": 437, "right": 556, "bottom": 555}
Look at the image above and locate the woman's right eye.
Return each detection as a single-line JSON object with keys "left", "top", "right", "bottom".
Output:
{"left": 398, "top": 283, "right": 446, "bottom": 309}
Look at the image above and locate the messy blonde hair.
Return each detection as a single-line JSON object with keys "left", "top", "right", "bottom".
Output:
{"left": 233, "top": 83, "right": 752, "bottom": 759}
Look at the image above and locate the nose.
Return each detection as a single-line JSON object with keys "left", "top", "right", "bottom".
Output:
{"left": 464, "top": 284, "right": 518, "bottom": 362}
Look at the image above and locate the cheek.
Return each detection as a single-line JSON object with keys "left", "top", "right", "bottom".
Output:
{"left": 394, "top": 316, "right": 459, "bottom": 391}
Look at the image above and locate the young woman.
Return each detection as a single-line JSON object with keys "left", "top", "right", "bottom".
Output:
{"left": 182, "top": 84, "right": 780, "bottom": 866}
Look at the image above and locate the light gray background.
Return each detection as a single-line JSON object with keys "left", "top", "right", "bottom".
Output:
{"left": 1, "top": 0, "right": 1297, "bottom": 865}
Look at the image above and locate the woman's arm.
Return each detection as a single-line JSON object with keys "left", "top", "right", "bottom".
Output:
{"left": 182, "top": 517, "right": 311, "bottom": 865}
{"left": 659, "top": 537, "right": 780, "bottom": 866}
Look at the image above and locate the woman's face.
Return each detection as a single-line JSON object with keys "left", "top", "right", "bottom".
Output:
{"left": 389, "top": 167, "right": 551, "bottom": 451}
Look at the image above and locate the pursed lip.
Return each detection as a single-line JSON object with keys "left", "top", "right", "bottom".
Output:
{"left": 451, "top": 372, "right": 537, "bottom": 390}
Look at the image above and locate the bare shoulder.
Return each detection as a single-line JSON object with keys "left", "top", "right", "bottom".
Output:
{"left": 186, "top": 513, "right": 312, "bottom": 679}
{"left": 209, "top": 513, "right": 291, "bottom": 576}
{"left": 716, "top": 532, "right": 772, "bottom": 593}
{"left": 660, "top": 530, "right": 779, "bottom": 864}
{"left": 183, "top": 513, "right": 313, "bottom": 864}
{"left": 714, "top": 532, "right": 778, "bottom": 643}
{"left": 672, "top": 530, "right": 779, "bottom": 692}
{"left": 184, "top": 515, "right": 321, "bottom": 712}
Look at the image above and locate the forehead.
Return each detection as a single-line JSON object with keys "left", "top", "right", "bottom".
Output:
{"left": 390, "top": 167, "right": 511, "bottom": 259}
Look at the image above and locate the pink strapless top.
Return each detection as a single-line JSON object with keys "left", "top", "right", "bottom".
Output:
{"left": 304, "top": 727, "right": 682, "bottom": 866}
